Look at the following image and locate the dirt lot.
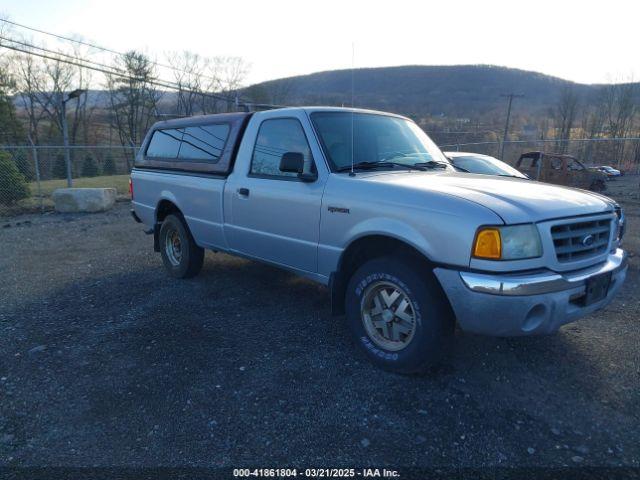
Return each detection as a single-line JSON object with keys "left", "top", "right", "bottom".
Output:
{"left": 0, "top": 176, "right": 639, "bottom": 476}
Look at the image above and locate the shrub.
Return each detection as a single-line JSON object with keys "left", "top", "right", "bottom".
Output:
{"left": 0, "top": 151, "right": 30, "bottom": 205}
{"left": 103, "top": 153, "right": 117, "bottom": 175}
{"left": 13, "top": 149, "right": 33, "bottom": 181}
{"left": 81, "top": 155, "right": 99, "bottom": 177}
{"left": 52, "top": 154, "right": 67, "bottom": 179}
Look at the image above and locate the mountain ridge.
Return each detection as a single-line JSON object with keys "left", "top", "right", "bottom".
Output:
{"left": 244, "top": 64, "right": 627, "bottom": 118}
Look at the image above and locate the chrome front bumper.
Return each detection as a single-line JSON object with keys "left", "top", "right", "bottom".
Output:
{"left": 434, "top": 249, "right": 628, "bottom": 336}
{"left": 459, "top": 249, "right": 627, "bottom": 296}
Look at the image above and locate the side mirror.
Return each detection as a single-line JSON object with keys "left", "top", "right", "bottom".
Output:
{"left": 279, "top": 152, "right": 304, "bottom": 173}
{"left": 279, "top": 152, "right": 317, "bottom": 182}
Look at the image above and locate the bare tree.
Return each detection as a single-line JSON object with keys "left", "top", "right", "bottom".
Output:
{"left": 67, "top": 39, "right": 95, "bottom": 145}
{"left": 601, "top": 80, "right": 637, "bottom": 167}
{"left": 208, "top": 56, "right": 249, "bottom": 112}
{"left": 167, "top": 50, "right": 208, "bottom": 116}
{"left": 553, "top": 87, "right": 579, "bottom": 153}
{"left": 106, "top": 50, "right": 161, "bottom": 169}
{"left": 11, "top": 50, "right": 49, "bottom": 145}
{"left": 30, "top": 55, "right": 74, "bottom": 137}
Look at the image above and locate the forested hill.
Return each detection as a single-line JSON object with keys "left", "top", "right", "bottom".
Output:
{"left": 244, "top": 65, "right": 604, "bottom": 118}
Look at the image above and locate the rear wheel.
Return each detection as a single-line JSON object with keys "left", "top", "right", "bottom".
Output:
{"left": 159, "top": 214, "right": 204, "bottom": 278}
{"left": 345, "top": 256, "right": 454, "bottom": 374}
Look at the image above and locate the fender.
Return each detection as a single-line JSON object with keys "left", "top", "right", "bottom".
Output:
{"left": 339, "top": 217, "right": 436, "bottom": 268}
{"left": 328, "top": 218, "right": 436, "bottom": 316}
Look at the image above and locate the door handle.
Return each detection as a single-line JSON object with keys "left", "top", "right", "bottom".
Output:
{"left": 237, "top": 187, "right": 250, "bottom": 197}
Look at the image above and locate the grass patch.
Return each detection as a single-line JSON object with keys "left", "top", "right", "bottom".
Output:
{"left": 30, "top": 175, "right": 131, "bottom": 197}
{"left": 1, "top": 174, "right": 131, "bottom": 216}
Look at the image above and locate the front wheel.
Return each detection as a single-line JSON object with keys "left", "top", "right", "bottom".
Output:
{"left": 345, "top": 256, "right": 454, "bottom": 374}
{"left": 590, "top": 179, "right": 606, "bottom": 192}
{"left": 159, "top": 214, "right": 204, "bottom": 279}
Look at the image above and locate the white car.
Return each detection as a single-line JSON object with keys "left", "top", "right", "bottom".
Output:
{"left": 598, "top": 166, "right": 622, "bottom": 177}
{"left": 445, "top": 151, "right": 528, "bottom": 179}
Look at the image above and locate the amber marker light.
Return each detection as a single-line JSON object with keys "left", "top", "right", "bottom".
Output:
{"left": 473, "top": 227, "right": 502, "bottom": 259}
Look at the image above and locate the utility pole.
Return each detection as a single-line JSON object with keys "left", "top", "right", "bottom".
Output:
{"left": 499, "top": 93, "right": 524, "bottom": 161}
{"left": 60, "top": 89, "right": 87, "bottom": 187}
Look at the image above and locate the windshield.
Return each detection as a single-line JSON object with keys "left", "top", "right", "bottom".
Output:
{"left": 451, "top": 155, "right": 525, "bottom": 178}
{"left": 310, "top": 112, "right": 451, "bottom": 171}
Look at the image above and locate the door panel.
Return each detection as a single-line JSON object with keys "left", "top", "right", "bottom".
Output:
{"left": 224, "top": 114, "right": 327, "bottom": 273}
{"left": 228, "top": 178, "right": 323, "bottom": 272}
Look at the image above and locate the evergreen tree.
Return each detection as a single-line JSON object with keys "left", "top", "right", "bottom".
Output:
{"left": 0, "top": 72, "right": 25, "bottom": 145}
{"left": 103, "top": 153, "right": 117, "bottom": 175}
{"left": 53, "top": 154, "right": 67, "bottom": 179}
{"left": 81, "top": 155, "right": 99, "bottom": 177}
{"left": 0, "top": 151, "right": 30, "bottom": 205}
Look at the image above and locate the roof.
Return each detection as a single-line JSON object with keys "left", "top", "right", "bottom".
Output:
{"left": 298, "top": 106, "right": 410, "bottom": 120}
{"left": 150, "top": 106, "right": 410, "bottom": 130}
{"left": 150, "top": 111, "right": 251, "bottom": 130}
{"left": 520, "top": 151, "right": 578, "bottom": 159}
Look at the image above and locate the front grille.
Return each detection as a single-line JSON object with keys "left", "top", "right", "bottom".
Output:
{"left": 551, "top": 218, "right": 611, "bottom": 263}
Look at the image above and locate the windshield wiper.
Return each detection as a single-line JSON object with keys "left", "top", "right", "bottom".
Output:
{"left": 336, "top": 161, "right": 427, "bottom": 172}
{"left": 413, "top": 161, "right": 450, "bottom": 170}
{"left": 497, "top": 173, "right": 528, "bottom": 179}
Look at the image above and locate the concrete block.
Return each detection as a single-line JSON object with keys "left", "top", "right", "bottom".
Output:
{"left": 52, "top": 188, "right": 117, "bottom": 213}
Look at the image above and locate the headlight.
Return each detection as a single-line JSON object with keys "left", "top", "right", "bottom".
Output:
{"left": 473, "top": 224, "right": 542, "bottom": 260}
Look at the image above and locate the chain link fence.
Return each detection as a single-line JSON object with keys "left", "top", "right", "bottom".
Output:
{"left": 1, "top": 138, "right": 639, "bottom": 216}
{"left": 0, "top": 145, "right": 137, "bottom": 215}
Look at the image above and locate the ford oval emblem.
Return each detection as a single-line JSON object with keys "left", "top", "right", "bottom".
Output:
{"left": 581, "top": 234, "right": 595, "bottom": 247}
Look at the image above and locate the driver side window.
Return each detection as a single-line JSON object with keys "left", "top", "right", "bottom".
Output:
{"left": 250, "top": 118, "right": 314, "bottom": 178}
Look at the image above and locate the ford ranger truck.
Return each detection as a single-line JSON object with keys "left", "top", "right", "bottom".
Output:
{"left": 130, "top": 107, "right": 627, "bottom": 374}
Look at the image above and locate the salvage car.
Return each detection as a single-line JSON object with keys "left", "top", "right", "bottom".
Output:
{"left": 131, "top": 108, "right": 627, "bottom": 373}
{"left": 445, "top": 151, "right": 528, "bottom": 179}
{"left": 516, "top": 151, "right": 607, "bottom": 191}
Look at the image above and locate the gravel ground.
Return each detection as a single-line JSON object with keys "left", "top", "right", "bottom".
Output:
{"left": 0, "top": 186, "right": 639, "bottom": 476}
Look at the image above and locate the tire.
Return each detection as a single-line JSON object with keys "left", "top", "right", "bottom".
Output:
{"left": 590, "top": 179, "right": 606, "bottom": 192}
{"left": 345, "top": 256, "right": 454, "bottom": 374}
{"left": 159, "top": 214, "right": 204, "bottom": 279}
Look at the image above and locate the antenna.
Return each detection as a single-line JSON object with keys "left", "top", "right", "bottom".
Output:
{"left": 350, "top": 42, "right": 355, "bottom": 177}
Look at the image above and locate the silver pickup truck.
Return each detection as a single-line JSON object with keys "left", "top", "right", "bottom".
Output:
{"left": 131, "top": 107, "right": 627, "bottom": 373}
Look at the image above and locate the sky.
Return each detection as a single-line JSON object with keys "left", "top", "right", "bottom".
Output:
{"left": 1, "top": 0, "right": 639, "bottom": 86}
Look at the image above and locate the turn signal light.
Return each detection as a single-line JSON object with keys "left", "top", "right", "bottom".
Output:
{"left": 473, "top": 228, "right": 501, "bottom": 259}
{"left": 129, "top": 178, "right": 134, "bottom": 200}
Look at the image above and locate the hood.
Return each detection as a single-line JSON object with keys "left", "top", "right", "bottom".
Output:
{"left": 358, "top": 171, "right": 615, "bottom": 224}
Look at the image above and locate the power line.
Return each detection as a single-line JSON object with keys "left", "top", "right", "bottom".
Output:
{"left": 1, "top": 18, "right": 124, "bottom": 56}
{"left": 0, "top": 18, "right": 224, "bottom": 86}
{"left": 1, "top": 19, "right": 288, "bottom": 111}
{"left": 1, "top": 35, "right": 129, "bottom": 78}
{"left": 0, "top": 38, "right": 244, "bottom": 106}
{"left": 1, "top": 40, "right": 141, "bottom": 80}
